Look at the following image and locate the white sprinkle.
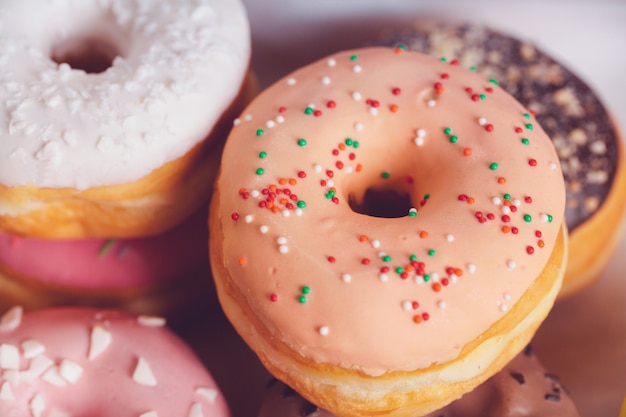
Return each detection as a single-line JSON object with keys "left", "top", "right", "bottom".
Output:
{"left": 286, "top": 78, "right": 297, "bottom": 86}
{"left": 351, "top": 91, "right": 362, "bottom": 101}
{"left": 233, "top": 118, "right": 241, "bottom": 126}
{"left": 402, "top": 301, "right": 413, "bottom": 311}
{"left": 492, "top": 197, "right": 502, "bottom": 205}
{"left": 354, "top": 122, "right": 364, "bottom": 132}
{"left": 416, "top": 128, "right": 426, "bottom": 138}
{"left": 327, "top": 58, "right": 336, "bottom": 67}
{"left": 501, "top": 206, "right": 511, "bottom": 215}
{"left": 188, "top": 402, "right": 204, "bottom": 417}
{"left": 259, "top": 225, "right": 269, "bottom": 234}
{"left": 321, "top": 76, "right": 331, "bottom": 85}
{"left": 277, "top": 236, "right": 287, "bottom": 245}
{"left": 313, "top": 164, "right": 323, "bottom": 173}
{"left": 345, "top": 166, "right": 353, "bottom": 174}
{"left": 379, "top": 274, "right": 388, "bottom": 282}
{"left": 0, "top": 382, "right": 14, "bottom": 401}
{"left": 250, "top": 190, "right": 260, "bottom": 198}
{"left": 445, "top": 234, "right": 455, "bottom": 242}
{"left": 22, "top": 340, "right": 45, "bottom": 359}
{"left": 427, "top": 99, "right": 437, "bottom": 107}
{"left": 371, "top": 240, "right": 381, "bottom": 249}
{"left": 30, "top": 393, "right": 46, "bottom": 417}
{"left": 59, "top": 359, "right": 83, "bottom": 384}
{"left": 3, "top": 369, "right": 19, "bottom": 385}
{"left": 282, "top": 209, "right": 290, "bottom": 217}
{"left": 512, "top": 199, "right": 521, "bottom": 207}
{"left": 437, "top": 300, "right": 447, "bottom": 310}
{"left": 243, "top": 114, "right": 253, "bottom": 122}
{"left": 133, "top": 357, "right": 157, "bottom": 386}
{"left": 244, "top": 215, "right": 253, "bottom": 223}
{"left": 414, "top": 276, "right": 425, "bottom": 285}
{"left": 88, "top": 326, "right": 112, "bottom": 360}
{"left": 506, "top": 260, "right": 517, "bottom": 270}
{"left": 414, "top": 137, "right": 424, "bottom": 146}
{"left": 139, "top": 412, "right": 159, "bottom": 417}
{"left": 0, "top": 344, "right": 19, "bottom": 370}
{"left": 318, "top": 326, "right": 330, "bottom": 336}
{"left": 540, "top": 214, "right": 550, "bottom": 222}
{"left": 295, "top": 208, "right": 303, "bottom": 216}
{"left": 467, "top": 263, "right": 477, "bottom": 274}
{"left": 431, "top": 272, "right": 440, "bottom": 282}
{"left": 21, "top": 355, "right": 54, "bottom": 382}
{"left": 549, "top": 162, "right": 558, "bottom": 171}
{"left": 499, "top": 304, "right": 509, "bottom": 313}
{"left": 326, "top": 179, "right": 334, "bottom": 187}
{"left": 137, "top": 316, "right": 166, "bottom": 327}
{"left": 503, "top": 292, "right": 512, "bottom": 301}
{"left": 196, "top": 387, "right": 218, "bottom": 403}
{"left": 478, "top": 117, "right": 487, "bottom": 126}
{"left": 42, "top": 366, "right": 66, "bottom": 387}
{"left": 368, "top": 107, "right": 378, "bottom": 116}
{"left": 342, "top": 274, "right": 352, "bottom": 283}
{"left": 353, "top": 64, "right": 362, "bottom": 73}
{"left": 278, "top": 245, "right": 289, "bottom": 254}
{"left": 276, "top": 115, "right": 285, "bottom": 123}
{"left": 266, "top": 120, "right": 275, "bottom": 128}
{"left": 0, "top": 306, "right": 23, "bottom": 332}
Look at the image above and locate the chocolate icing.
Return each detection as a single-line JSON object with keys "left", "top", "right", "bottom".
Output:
{"left": 257, "top": 347, "right": 580, "bottom": 417}
{"left": 376, "top": 22, "right": 620, "bottom": 231}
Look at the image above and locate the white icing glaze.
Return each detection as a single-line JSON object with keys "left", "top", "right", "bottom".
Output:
{"left": 0, "top": 0, "right": 250, "bottom": 189}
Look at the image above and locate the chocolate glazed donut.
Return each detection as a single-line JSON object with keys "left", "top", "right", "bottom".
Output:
{"left": 376, "top": 22, "right": 626, "bottom": 297}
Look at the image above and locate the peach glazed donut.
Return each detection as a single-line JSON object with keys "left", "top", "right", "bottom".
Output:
{"left": 209, "top": 47, "right": 567, "bottom": 417}
{"left": 376, "top": 22, "right": 626, "bottom": 297}
{"left": 0, "top": 0, "right": 253, "bottom": 316}
{"left": 0, "top": 305, "right": 231, "bottom": 417}
{"left": 0, "top": 0, "right": 251, "bottom": 239}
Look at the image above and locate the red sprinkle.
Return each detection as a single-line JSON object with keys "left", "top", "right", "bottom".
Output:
{"left": 231, "top": 212, "right": 239, "bottom": 221}
{"left": 278, "top": 106, "right": 287, "bottom": 113}
{"left": 327, "top": 100, "right": 336, "bottom": 108}
{"left": 270, "top": 293, "right": 278, "bottom": 302}
{"left": 526, "top": 246, "right": 535, "bottom": 254}
{"left": 528, "top": 158, "right": 537, "bottom": 166}
{"left": 392, "top": 87, "right": 402, "bottom": 95}
{"left": 485, "top": 124, "right": 494, "bottom": 132}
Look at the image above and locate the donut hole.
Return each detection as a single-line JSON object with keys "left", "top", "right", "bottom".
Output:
{"left": 349, "top": 187, "right": 413, "bottom": 219}
{"left": 51, "top": 36, "right": 122, "bottom": 74}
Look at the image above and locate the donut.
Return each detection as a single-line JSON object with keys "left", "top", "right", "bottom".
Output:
{"left": 375, "top": 22, "right": 626, "bottom": 297}
{"left": 258, "top": 345, "right": 580, "bottom": 417}
{"left": 0, "top": 207, "right": 215, "bottom": 319}
{"left": 209, "top": 47, "right": 567, "bottom": 416}
{"left": 0, "top": 306, "right": 231, "bottom": 417}
{"left": 0, "top": 0, "right": 252, "bottom": 239}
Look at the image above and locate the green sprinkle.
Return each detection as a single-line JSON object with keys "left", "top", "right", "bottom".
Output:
{"left": 449, "top": 135, "right": 458, "bottom": 143}
{"left": 443, "top": 127, "right": 452, "bottom": 135}
{"left": 479, "top": 94, "right": 487, "bottom": 100}
{"left": 409, "top": 254, "right": 418, "bottom": 261}
{"left": 408, "top": 208, "right": 417, "bottom": 217}
{"left": 427, "top": 249, "right": 436, "bottom": 256}
{"left": 503, "top": 193, "right": 511, "bottom": 200}
{"left": 345, "top": 138, "right": 353, "bottom": 146}
{"left": 382, "top": 255, "right": 392, "bottom": 263}
{"left": 424, "top": 194, "right": 431, "bottom": 200}
{"left": 350, "top": 54, "right": 359, "bottom": 61}
{"left": 302, "top": 285, "right": 311, "bottom": 294}
{"left": 381, "top": 171, "right": 391, "bottom": 179}
{"left": 258, "top": 151, "right": 267, "bottom": 158}
{"left": 523, "top": 214, "right": 532, "bottom": 222}
{"left": 352, "top": 141, "right": 360, "bottom": 149}
{"left": 98, "top": 239, "right": 116, "bottom": 257}
{"left": 297, "top": 200, "right": 306, "bottom": 208}
{"left": 489, "top": 78, "right": 499, "bottom": 85}
{"left": 423, "top": 274, "right": 430, "bottom": 282}
{"left": 256, "top": 129, "right": 264, "bottom": 137}
{"left": 297, "top": 138, "right": 307, "bottom": 147}
{"left": 256, "top": 168, "right": 264, "bottom": 175}
{"left": 440, "top": 57, "right": 447, "bottom": 63}
{"left": 304, "top": 107, "right": 314, "bottom": 115}
{"left": 523, "top": 112, "right": 531, "bottom": 119}
{"left": 325, "top": 190, "right": 335, "bottom": 199}
{"left": 395, "top": 266, "right": 404, "bottom": 275}
{"left": 525, "top": 123, "right": 533, "bottom": 130}
{"left": 489, "top": 162, "right": 499, "bottom": 171}
{"left": 547, "top": 214, "right": 554, "bottom": 222}
{"left": 298, "top": 295, "right": 307, "bottom": 304}
{"left": 470, "top": 66, "right": 477, "bottom": 72}
{"left": 396, "top": 44, "right": 408, "bottom": 51}
{"left": 521, "top": 138, "right": 530, "bottom": 145}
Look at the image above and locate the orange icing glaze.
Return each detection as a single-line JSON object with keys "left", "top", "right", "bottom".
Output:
{"left": 214, "top": 47, "right": 565, "bottom": 375}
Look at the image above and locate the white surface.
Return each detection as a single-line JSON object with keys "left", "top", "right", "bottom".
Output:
{"left": 219, "top": 1, "right": 626, "bottom": 416}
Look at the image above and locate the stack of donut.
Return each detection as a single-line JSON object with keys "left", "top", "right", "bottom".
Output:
{"left": 0, "top": 0, "right": 254, "bottom": 317}
{"left": 375, "top": 21, "right": 626, "bottom": 298}
{"left": 209, "top": 46, "right": 567, "bottom": 416}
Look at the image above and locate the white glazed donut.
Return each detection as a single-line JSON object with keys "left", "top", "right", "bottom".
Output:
{"left": 0, "top": 0, "right": 251, "bottom": 238}
{"left": 0, "top": 306, "right": 231, "bottom": 417}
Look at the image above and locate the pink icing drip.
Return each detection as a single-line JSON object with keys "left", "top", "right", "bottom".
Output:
{"left": 0, "top": 209, "right": 209, "bottom": 289}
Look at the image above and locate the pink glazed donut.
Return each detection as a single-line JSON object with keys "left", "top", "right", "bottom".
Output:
{"left": 0, "top": 306, "right": 231, "bottom": 417}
